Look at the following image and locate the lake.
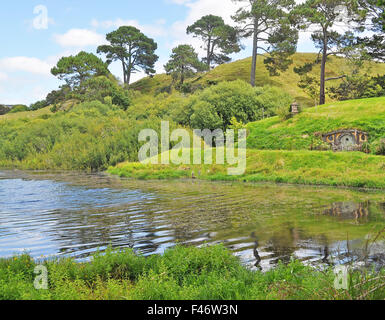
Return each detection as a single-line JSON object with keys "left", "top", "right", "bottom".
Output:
{"left": 0, "top": 170, "right": 384, "bottom": 271}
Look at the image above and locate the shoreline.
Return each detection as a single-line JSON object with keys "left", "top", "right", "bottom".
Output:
{"left": 107, "top": 149, "right": 385, "bottom": 190}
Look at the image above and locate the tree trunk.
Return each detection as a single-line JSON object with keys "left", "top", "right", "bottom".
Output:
{"left": 122, "top": 61, "right": 127, "bottom": 84}
{"left": 127, "top": 70, "right": 131, "bottom": 86}
{"left": 207, "top": 36, "right": 212, "bottom": 70}
{"left": 126, "top": 51, "right": 132, "bottom": 86}
{"left": 250, "top": 20, "right": 258, "bottom": 87}
{"left": 319, "top": 32, "right": 327, "bottom": 105}
{"left": 319, "top": 53, "right": 327, "bottom": 105}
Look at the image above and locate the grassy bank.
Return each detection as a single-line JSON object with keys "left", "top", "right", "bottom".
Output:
{"left": 1, "top": 245, "right": 384, "bottom": 300}
{"left": 0, "top": 100, "right": 176, "bottom": 171}
{"left": 247, "top": 97, "right": 385, "bottom": 151}
{"left": 108, "top": 149, "right": 385, "bottom": 189}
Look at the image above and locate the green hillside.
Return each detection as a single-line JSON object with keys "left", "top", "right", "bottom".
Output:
{"left": 130, "top": 53, "right": 385, "bottom": 106}
{"left": 0, "top": 106, "right": 52, "bottom": 121}
{"left": 247, "top": 97, "right": 385, "bottom": 151}
{"left": 109, "top": 97, "right": 385, "bottom": 189}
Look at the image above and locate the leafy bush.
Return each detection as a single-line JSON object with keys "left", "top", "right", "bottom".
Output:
{"left": 372, "top": 138, "right": 385, "bottom": 155}
{"left": 76, "top": 76, "right": 131, "bottom": 110}
{"left": 128, "top": 81, "right": 292, "bottom": 132}
{"left": 185, "top": 81, "right": 292, "bottom": 130}
{"left": 188, "top": 80, "right": 260, "bottom": 130}
{"left": 30, "top": 100, "right": 48, "bottom": 111}
{"left": 0, "top": 100, "right": 169, "bottom": 170}
{"left": 255, "top": 86, "right": 293, "bottom": 120}
{"left": 329, "top": 74, "right": 385, "bottom": 101}
{"left": 8, "top": 105, "right": 29, "bottom": 114}
{"left": 0, "top": 105, "right": 10, "bottom": 115}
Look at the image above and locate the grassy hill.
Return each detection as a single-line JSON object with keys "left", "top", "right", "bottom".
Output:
{"left": 0, "top": 106, "right": 52, "bottom": 121}
{"left": 247, "top": 97, "right": 385, "bottom": 150}
{"left": 109, "top": 97, "right": 385, "bottom": 189}
{"left": 130, "top": 53, "right": 385, "bottom": 107}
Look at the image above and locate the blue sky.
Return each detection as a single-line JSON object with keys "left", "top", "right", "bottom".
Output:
{"left": 0, "top": 0, "right": 316, "bottom": 105}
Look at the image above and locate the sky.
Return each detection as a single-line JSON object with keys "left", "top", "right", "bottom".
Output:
{"left": 0, "top": 0, "right": 317, "bottom": 105}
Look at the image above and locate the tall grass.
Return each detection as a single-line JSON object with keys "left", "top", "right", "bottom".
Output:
{"left": 1, "top": 245, "right": 384, "bottom": 300}
{"left": 0, "top": 101, "right": 171, "bottom": 170}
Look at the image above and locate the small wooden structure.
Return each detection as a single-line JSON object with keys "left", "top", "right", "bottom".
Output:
{"left": 290, "top": 101, "right": 299, "bottom": 116}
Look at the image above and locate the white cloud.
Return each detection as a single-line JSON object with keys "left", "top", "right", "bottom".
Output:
{"left": 90, "top": 18, "right": 167, "bottom": 38}
{"left": 0, "top": 57, "right": 52, "bottom": 75}
{"left": 0, "top": 72, "right": 7, "bottom": 81}
{"left": 54, "top": 29, "right": 106, "bottom": 48}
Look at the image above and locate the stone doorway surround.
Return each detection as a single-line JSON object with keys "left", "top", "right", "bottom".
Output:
{"left": 322, "top": 129, "right": 368, "bottom": 151}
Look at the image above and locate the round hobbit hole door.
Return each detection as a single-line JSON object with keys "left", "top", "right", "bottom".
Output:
{"left": 339, "top": 134, "right": 355, "bottom": 151}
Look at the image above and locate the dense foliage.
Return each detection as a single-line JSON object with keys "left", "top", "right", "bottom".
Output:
{"left": 176, "top": 80, "right": 292, "bottom": 130}
{"left": 164, "top": 45, "right": 205, "bottom": 86}
{"left": 97, "top": 26, "right": 158, "bottom": 85}
{"left": 0, "top": 105, "right": 10, "bottom": 115}
{"left": 51, "top": 51, "right": 109, "bottom": 89}
{"left": 0, "top": 100, "right": 170, "bottom": 170}
{"left": 328, "top": 74, "right": 385, "bottom": 100}
{"left": 8, "top": 105, "right": 29, "bottom": 114}
{"left": 1, "top": 245, "right": 384, "bottom": 300}
{"left": 74, "top": 76, "right": 131, "bottom": 110}
{"left": 187, "top": 15, "right": 241, "bottom": 69}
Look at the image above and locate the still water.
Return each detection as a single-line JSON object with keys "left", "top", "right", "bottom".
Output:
{"left": 0, "top": 170, "right": 385, "bottom": 271}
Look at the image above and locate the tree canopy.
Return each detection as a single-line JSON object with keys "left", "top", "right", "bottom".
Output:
{"left": 97, "top": 26, "right": 158, "bottom": 86}
{"left": 164, "top": 45, "right": 206, "bottom": 85}
{"left": 51, "top": 51, "right": 109, "bottom": 88}
{"left": 232, "top": 0, "right": 299, "bottom": 87}
{"left": 356, "top": 0, "right": 385, "bottom": 61}
{"left": 187, "top": 15, "right": 241, "bottom": 69}
{"left": 293, "top": 0, "right": 364, "bottom": 105}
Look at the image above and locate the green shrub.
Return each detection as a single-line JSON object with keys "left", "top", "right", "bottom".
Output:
{"left": 0, "top": 100, "right": 171, "bottom": 170}
{"left": 0, "top": 105, "right": 10, "bottom": 115}
{"left": 30, "top": 100, "right": 48, "bottom": 111}
{"left": 184, "top": 81, "right": 292, "bottom": 130}
{"left": 75, "top": 76, "right": 131, "bottom": 110}
{"left": 8, "top": 105, "right": 29, "bottom": 114}
{"left": 255, "top": 86, "right": 293, "bottom": 120}
{"left": 188, "top": 80, "right": 260, "bottom": 130}
{"left": 372, "top": 138, "right": 385, "bottom": 155}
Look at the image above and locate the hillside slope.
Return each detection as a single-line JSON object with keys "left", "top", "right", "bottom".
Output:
{"left": 0, "top": 106, "right": 52, "bottom": 121}
{"left": 130, "top": 53, "right": 385, "bottom": 106}
{"left": 247, "top": 97, "right": 385, "bottom": 150}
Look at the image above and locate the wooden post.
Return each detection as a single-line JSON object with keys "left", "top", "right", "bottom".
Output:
{"left": 291, "top": 101, "right": 299, "bottom": 116}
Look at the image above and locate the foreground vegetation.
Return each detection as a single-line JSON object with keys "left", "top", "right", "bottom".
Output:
{"left": 1, "top": 245, "right": 384, "bottom": 300}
